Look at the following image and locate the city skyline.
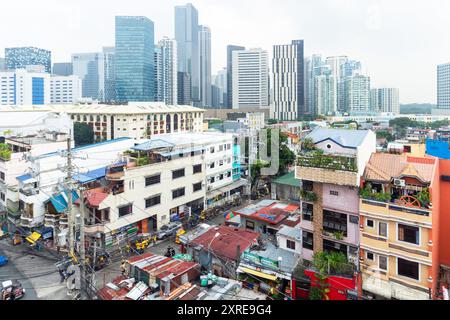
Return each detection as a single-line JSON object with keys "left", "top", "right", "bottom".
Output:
{"left": 0, "top": 0, "right": 449, "bottom": 104}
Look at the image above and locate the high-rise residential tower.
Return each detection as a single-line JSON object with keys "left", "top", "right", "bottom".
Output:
{"left": 343, "top": 74, "right": 370, "bottom": 113}
{"left": 0, "top": 57, "right": 5, "bottom": 71}
{"left": 115, "top": 16, "right": 155, "bottom": 103}
{"left": 103, "top": 47, "right": 116, "bottom": 103}
{"left": 314, "top": 66, "right": 337, "bottom": 116}
{"left": 175, "top": 4, "right": 200, "bottom": 103}
{"left": 198, "top": 25, "right": 212, "bottom": 107}
{"left": 227, "top": 45, "right": 245, "bottom": 108}
{"left": 437, "top": 62, "right": 450, "bottom": 111}
{"left": 370, "top": 88, "right": 400, "bottom": 113}
{"left": 155, "top": 37, "right": 178, "bottom": 105}
{"left": 5, "top": 47, "right": 51, "bottom": 73}
{"left": 272, "top": 40, "right": 305, "bottom": 120}
{"left": 71, "top": 52, "right": 105, "bottom": 101}
{"left": 232, "top": 48, "right": 269, "bottom": 109}
{"left": 304, "top": 54, "right": 323, "bottom": 115}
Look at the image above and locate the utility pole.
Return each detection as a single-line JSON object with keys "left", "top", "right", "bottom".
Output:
{"left": 66, "top": 134, "right": 74, "bottom": 258}
{"left": 79, "top": 187, "right": 87, "bottom": 298}
{"left": 247, "top": 130, "right": 253, "bottom": 205}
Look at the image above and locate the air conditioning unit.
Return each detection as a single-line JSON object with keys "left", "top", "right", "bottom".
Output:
{"left": 393, "top": 179, "right": 406, "bottom": 187}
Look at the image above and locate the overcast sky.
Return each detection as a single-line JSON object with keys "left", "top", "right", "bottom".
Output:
{"left": 1, "top": 0, "right": 449, "bottom": 104}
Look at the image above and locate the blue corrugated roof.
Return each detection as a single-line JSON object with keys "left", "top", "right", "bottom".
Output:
{"left": 132, "top": 139, "right": 175, "bottom": 151}
{"left": 16, "top": 174, "right": 33, "bottom": 182}
{"left": 306, "top": 127, "right": 371, "bottom": 149}
{"left": 73, "top": 167, "right": 107, "bottom": 184}
{"left": 48, "top": 190, "right": 80, "bottom": 213}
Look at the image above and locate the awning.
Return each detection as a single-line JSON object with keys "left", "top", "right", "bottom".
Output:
{"left": 48, "top": 190, "right": 80, "bottom": 213}
{"left": 16, "top": 174, "right": 36, "bottom": 183}
{"left": 207, "top": 179, "right": 247, "bottom": 199}
{"left": 238, "top": 266, "right": 278, "bottom": 281}
{"left": 73, "top": 167, "right": 107, "bottom": 184}
{"left": 26, "top": 232, "right": 41, "bottom": 244}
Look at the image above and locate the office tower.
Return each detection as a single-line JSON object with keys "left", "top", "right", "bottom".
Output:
{"left": 155, "top": 38, "right": 178, "bottom": 105}
{"left": 103, "top": 47, "right": 116, "bottom": 103}
{"left": 437, "top": 63, "right": 450, "bottom": 110}
{"left": 314, "top": 66, "right": 337, "bottom": 115}
{"left": 175, "top": 4, "right": 200, "bottom": 103}
{"left": 115, "top": 16, "right": 155, "bottom": 103}
{"left": 198, "top": 25, "right": 212, "bottom": 107}
{"left": 227, "top": 45, "right": 245, "bottom": 108}
{"left": 305, "top": 54, "right": 323, "bottom": 114}
{"left": 52, "top": 62, "right": 73, "bottom": 76}
{"left": 213, "top": 67, "right": 227, "bottom": 108}
{"left": 0, "top": 67, "right": 50, "bottom": 105}
{"left": 50, "top": 75, "right": 82, "bottom": 104}
{"left": 5, "top": 47, "right": 51, "bottom": 73}
{"left": 232, "top": 48, "right": 269, "bottom": 109}
{"left": 71, "top": 52, "right": 105, "bottom": 101}
{"left": 343, "top": 74, "right": 370, "bottom": 113}
{"left": 211, "top": 84, "right": 220, "bottom": 108}
{"left": 272, "top": 40, "right": 305, "bottom": 120}
{"left": 177, "top": 71, "right": 191, "bottom": 105}
{"left": 370, "top": 88, "right": 400, "bottom": 113}
{"left": 0, "top": 57, "right": 5, "bottom": 71}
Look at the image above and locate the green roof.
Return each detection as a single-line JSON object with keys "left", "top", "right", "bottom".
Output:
{"left": 272, "top": 171, "right": 300, "bottom": 187}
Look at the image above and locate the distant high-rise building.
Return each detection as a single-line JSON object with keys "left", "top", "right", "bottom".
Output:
{"left": 232, "top": 48, "right": 269, "bottom": 109}
{"left": 5, "top": 47, "right": 51, "bottom": 73}
{"left": 103, "top": 47, "right": 116, "bottom": 103}
{"left": 0, "top": 67, "right": 50, "bottom": 105}
{"left": 213, "top": 67, "right": 227, "bottom": 108}
{"left": 371, "top": 88, "right": 400, "bottom": 114}
{"left": 175, "top": 4, "right": 200, "bottom": 103}
{"left": 211, "top": 85, "right": 221, "bottom": 108}
{"left": 52, "top": 62, "right": 73, "bottom": 76}
{"left": 177, "top": 71, "right": 191, "bottom": 105}
{"left": 71, "top": 52, "right": 105, "bottom": 101}
{"left": 50, "top": 75, "right": 82, "bottom": 104}
{"left": 154, "top": 37, "right": 178, "bottom": 105}
{"left": 438, "top": 63, "right": 450, "bottom": 110}
{"left": 305, "top": 54, "right": 323, "bottom": 115}
{"left": 227, "top": 45, "right": 245, "bottom": 108}
{"left": 343, "top": 74, "right": 370, "bottom": 113}
{"left": 272, "top": 40, "right": 305, "bottom": 120}
{"left": 198, "top": 25, "right": 212, "bottom": 107}
{"left": 315, "top": 66, "right": 337, "bottom": 115}
{"left": 0, "top": 57, "right": 5, "bottom": 71}
{"left": 115, "top": 16, "right": 155, "bottom": 103}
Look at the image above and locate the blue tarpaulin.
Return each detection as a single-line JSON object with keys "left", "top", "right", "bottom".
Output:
{"left": 16, "top": 174, "right": 33, "bottom": 182}
{"left": 48, "top": 190, "right": 80, "bottom": 213}
{"left": 73, "top": 167, "right": 107, "bottom": 184}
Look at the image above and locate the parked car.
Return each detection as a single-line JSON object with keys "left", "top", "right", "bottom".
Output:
{"left": 156, "top": 222, "right": 182, "bottom": 240}
{"left": 1, "top": 280, "right": 25, "bottom": 300}
{"left": 0, "top": 256, "right": 8, "bottom": 266}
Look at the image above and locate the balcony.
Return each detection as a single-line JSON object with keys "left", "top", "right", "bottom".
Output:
{"left": 19, "top": 188, "right": 40, "bottom": 197}
{"left": 300, "top": 189, "right": 317, "bottom": 203}
{"left": 296, "top": 151, "right": 359, "bottom": 187}
{"left": 84, "top": 223, "right": 107, "bottom": 234}
{"left": 44, "top": 214, "right": 60, "bottom": 227}
{"left": 360, "top": 198, "right": 431, "bottom": 224}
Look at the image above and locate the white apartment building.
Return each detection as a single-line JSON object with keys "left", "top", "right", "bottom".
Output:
{"left": 271, "top": 40, "right": 305, "bottom": 120}
{"left": 0, "top": 67, "right": 50, "bottom": 106}
{"left": 155, "top": 38, "right": 178, "bottom": 106}
{"left": 16, "top": 137, "right": 136, "bottom": 247}
{"left": 343, "top": 74, "right": 371, "bottom": 113}
{"left": 50, "top": 75, "right": 82, "bottom": 104}
{"left": 232, "top": 48, "right": 269, "bottom": 109}
{"left": 437, "top": 62, "right": 450, "bottom": 111}
{"left": 315, "top": 73, "right": 337, "bottom": 115}
{"left": 72, "top": 132, "right": 245, "bottom": 252}
{"left": 370, "top": 88, "right": 400, "bottom": 114}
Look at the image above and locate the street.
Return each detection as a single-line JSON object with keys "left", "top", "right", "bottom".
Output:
{"left": 0, "top": 239, "right": 69, "bottom": 300}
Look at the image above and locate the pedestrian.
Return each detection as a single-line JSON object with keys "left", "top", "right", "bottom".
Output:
{"left": 152, "top": 234, "right": 157, "bottom": 245}
{"left": 120, "top": 260, "right": 127, "bottom": 276}
{"left": 56, "top": 245, "right": 60, "bottom": 254}
{"left": 59, "top": 269, "right": 65, "bottom": 283}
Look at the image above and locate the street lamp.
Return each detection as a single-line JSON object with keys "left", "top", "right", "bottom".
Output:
{"left": 207, "top": 232, "right": 220, "bottom": 272}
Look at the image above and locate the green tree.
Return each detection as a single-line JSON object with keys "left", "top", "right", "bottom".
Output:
{"left": 376, "top": 130, "right": 394, "bottom": 142}
{"left": 74, "top": 122, "right": 94, "bottom": 146}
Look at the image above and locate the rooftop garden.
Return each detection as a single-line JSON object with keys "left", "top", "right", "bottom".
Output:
{"left": 297, "top": 149, "right": 357, "bottom": 172}
{"left": 0, "top": 143, "right": 12, "bottom": 161}
{"left": 300, "top": 189, "right": 318, "bottom": 203}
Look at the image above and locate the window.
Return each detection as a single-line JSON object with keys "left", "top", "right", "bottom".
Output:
{"left": 210, "top": 147, "right": 215, "bottom": 153}
{"left": 398, "top": 224, "right": 419, "bottom": 245}
{"left": 193, "top": 182, "right": 202, "bottom": 192}
{"left": 379, "top": 222, "right": 387, "bottom": 237}
{"left": 397, "top": 258, "right": 419, "bottom": 280}
{"left": 302, "top": 231, "right": 314, "bottom": 250}
{"left": 210, "top": 162, "right": 215, "bottom": 169}
{"left": 145, "top": 195, "right": 161, "bottom": 208}
{"left": 286, "top": 239, "right": 296, "bottom": 250}
{"left": 193, "top": 164, "right": 202, "bottom": 174}
{"left": 172, "top": 168, "right": 185, "bottom": 180}
{"left": 366, "top": 251, "right": 374, "bottom": 261}
{"left": 330, "top": 190, "right": 339, "bottom": 196}
{"left": 172, "top": 187, "right": 185, "bottom": 199}
{"left": 118, "top": 204, "right": 132, "bottom": 217}
{"left": 245, "top": 220, "right": 255, "bottom": 230}
{"left": 0, "top": 171, "right": 4, "bottom": 181}
{"left": 379, "top": 255, "right": 387, "bottom": 271}
{"left": 0, "top": 192, "right": 5, "bottom": 201}
{"left": 366, "top": 219, "right": 374, "bottom": 228}
{"left": 349, "top": 215, "right": 359, "bottom": 224}
{"left": 145, "top": 174, "right": 161, "bottom": 186}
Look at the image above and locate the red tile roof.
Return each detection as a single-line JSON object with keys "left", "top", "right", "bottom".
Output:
{"left": 189, "top": 225, "right": 259, "bottom": 262}
{"left": 83, "top": 189, "right": 108, "bottom": 207}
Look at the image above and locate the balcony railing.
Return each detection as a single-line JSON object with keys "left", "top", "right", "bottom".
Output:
{"left": 361, "top": 198, "right": 430, "bottom": 217}
{"left": 297, "top": 151, "right": 357, "bottom": 173}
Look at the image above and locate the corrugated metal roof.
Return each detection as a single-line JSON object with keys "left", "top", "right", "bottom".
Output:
{"left": 272, "top": 172, "right": 300, "bottom": 187}
{"left": 307, "top": 127, "right": 372, "bottom": 148}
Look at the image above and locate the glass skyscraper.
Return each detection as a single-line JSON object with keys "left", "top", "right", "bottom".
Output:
{"left": 5, "top": 47, "right": 51, "bottom": 73}
{"left": 115, "top": 16, "right": 155, "bottom": 103}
